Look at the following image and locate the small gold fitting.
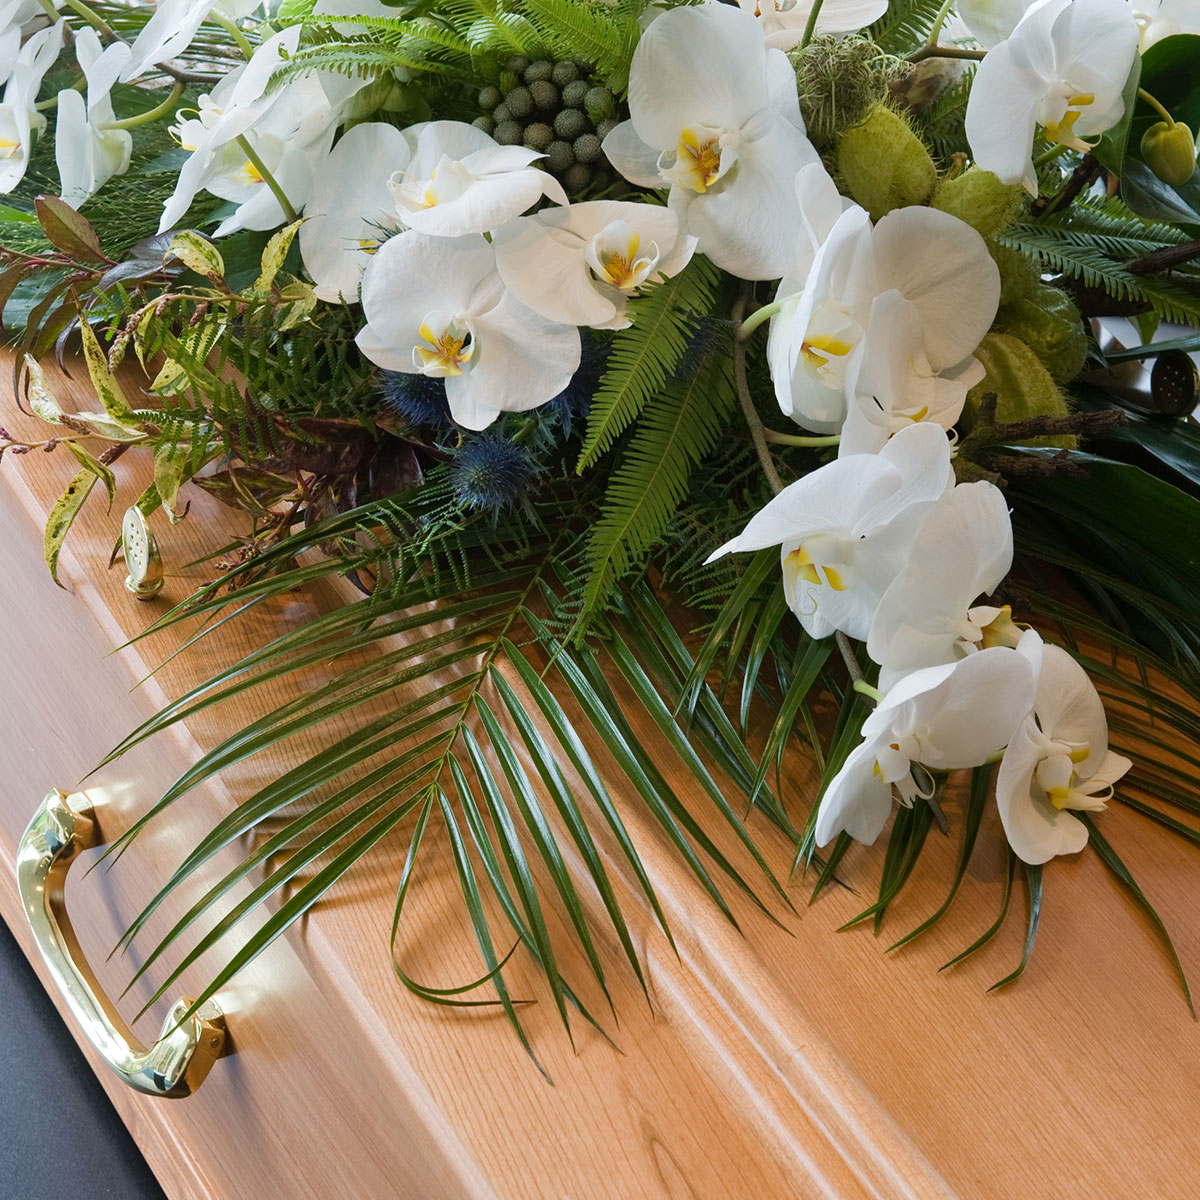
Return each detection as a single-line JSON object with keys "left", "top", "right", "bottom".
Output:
{"left": 122, "top": 506, "right": 164, "bottom": 601}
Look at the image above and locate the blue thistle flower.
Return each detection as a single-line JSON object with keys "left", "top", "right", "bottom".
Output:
{"left": 379, "top": 371, "right": 452, "bottom": 427}
{"left": 545, "top": 330, "right": 608, "bottom": 436}
{"left": 450, "top": 428, "right": 536, "bottom": 513}
{"left": 669, "top": 316, "right": 727, "bottom": 382}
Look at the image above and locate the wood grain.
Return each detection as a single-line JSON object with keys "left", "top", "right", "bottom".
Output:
{"left": 1, "top": 353, "right": 1198, "bottom": 1200}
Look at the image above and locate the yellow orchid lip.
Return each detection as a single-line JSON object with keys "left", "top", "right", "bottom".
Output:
{"left": 1042, "top": 91, "right": 1097, "bottom": 152}
{"left": 659, "top": 126, "right": 736, "bottom": 195}
{"left": 413, "top": 315, "right": 475, "bottom": 378}
{"left": 0, "top": 137, "right": 20, "bottom": 160}
{"left": 586, "top": 220, "right": 662, "bottom": 293}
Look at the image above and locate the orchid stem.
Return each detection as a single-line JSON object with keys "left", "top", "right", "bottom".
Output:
{"left": 101, "top": 81, "right": 185, "bottom": 131}
{"left": 798, "top": 0, "right": 827, "bottom": 50}
{"left": 1138, "top": 88, "right": 1176, "bottom": 127}
{"left": 906, "top": 44, "right": 987, "bottom": 64}
{"left": 763, "top": 429, "right": 840, "bottom": 447}
{"left": 923, "top": 0, "right": 957, "bottom": 51}
{"left": 1032, "top": 143, "right": 1070, "bottom": 168}
{"left": 733, "top": 288, "right": 785, "bottom": 497}
{"left": 59, "top": 0, "right": 116, "bottom": 39}
{"left": 234, "top": 134, "right": 299, "bottom": 224}
{"left": 736, "top": 297, "right": 784, "bottom": 342}
{"left": 836, "top": 632, "right": 874, "bottom": 705}
{"left": 207, "top": 10, "right": 255, "bottom": 59}
{"left": 853, "top": 679, "right": 884, "bottom": 703}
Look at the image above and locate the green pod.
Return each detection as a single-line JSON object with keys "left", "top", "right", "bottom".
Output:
{"left": 836, "top": 105, "right": 937, "bottom": 221}
{"left": 1140, "top": 120, "right": 1198, "bottom": 188}
{"left": 989, "top": 241, "right": 1041, "bottom": 305}
{"left": 962, "top": 331, "right": 1078, "bottom": 449}
{"left": 931, "top": 168, "right": 1025, "bottom": 238}
{"left": 994, "top": 283, "right": 1088, "bottom": 383}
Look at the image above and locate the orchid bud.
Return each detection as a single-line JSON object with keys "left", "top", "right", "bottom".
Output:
{"left": 836, "top": 104, "right": 936, "bottom": 221}
{"left": 1141, "top": 120, "right": 1197, "bottom": 188}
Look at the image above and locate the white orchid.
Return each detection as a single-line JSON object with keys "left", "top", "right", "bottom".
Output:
{"left": 964, "top": 0, "right": 1140, "bottom": 194}
{"left": 814, "top": 643, "right": 1037, "bottom": 847}
{"left": 706, "top": 422, "right": 953, "bottom": 640}
{"left": 997, "top": 635, "right": 1131, "bottom": 864}
{"left": 768, "top": 198, "right": 999, "bottom": 435}
{"left": 0, "top": 0, "right": 44, "bottom": 87}
{"left": 734, "top": 0, "right": 889, "bottom": 50}
{"left": 602, "top": 3, "right": 820, "bottom": 280}
{"left": 0, "top": 18, "right": 63, "bottom": 194}
{"left": 119, "top": 0, "right": 261, "bottom": 82}
{"left": 956, "top": 0, "right": 1036, "bottom": 48}
{"left": 356, "top": 230, "right": 581, "bottom": 431}
{"left": 55, "top": 32, "right": 132, "bottom": 206}
{"left": 493, "top": 200, "right": 696, "bottom": 330}
{"left": 159, "top": 28, "right": 364, "bottom": 235}
{"left": 1133, "top": 0, "right": 1200, "bottom": 48}
{"left": 299, "top": 121, "right": 411, "bottom": 302}
{"left": 867, "top": 481, "right": 1021, "bottom": 690}
{"left": 387, "top": 120, "right": 567, "bottom": 238}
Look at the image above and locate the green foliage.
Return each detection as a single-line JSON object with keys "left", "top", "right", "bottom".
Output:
{"left": 865, "top": 0, "right": 947, "bottom": 55}
{"left": 518, "top": 0, "right": 640, "bottom": 92}
{"left": 577, "top": 255, "right": 723, "bottom": 470}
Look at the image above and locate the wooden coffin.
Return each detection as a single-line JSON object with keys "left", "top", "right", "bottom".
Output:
{"left": 2, "top": 355, "right": 1200, "bottom": 1200}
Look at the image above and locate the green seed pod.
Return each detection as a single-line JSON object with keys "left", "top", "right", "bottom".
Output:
{"left": 585, "top": 86, "right": 617, "bottom": 124}
{"left": 554, "top": 108, "right": 588, "bottom": 140}
{"left": 836, "top": 104, "right": 937, "bottom": 221}
{"left": 472, "top": 115, "right": 495, "bottom": 135}
{"left": 564, "top": 162, "right": 592, "bottom": 194}
{"left": 961, "top": 332, "right": 1078, "bottom": 449}
{"left": 562, "top": 79, "right": 589, "bottom": 110}
{"left": 1141, "top": 119, "right": 1198, "bottom": 188}
{"left": 523, "top": 122, "right": 554, "bottom": 152}
{"left": 546, "top": 139, "right": 575, "bottom": 175}
{"left": 995, "top": 283, "right": 1088, "bottom": 383}
{"left": 493, "top": 120, "right": 523, "bottom": 146}
{"left": 574, "top": 133, "right": 603, "bottom": 164}
{"left": 931, "top": 168, "right": 1025, "bottom": 238}
{"left": 529, "top": 79, "right": 558, "bottom": 110}
{"left": 492, "top": 101, "right": 512, "bottom": 124}
{"left": 595, "top": 117, "right": 618, "bottom": 143}
{"left": 504, "top": 55, "right": 530, "bottom": 75}
{"left": 524, "top": 59, "right": 554, "bottom": 83}
{"left": 552, "top": 61, "right": 580, "bottom": 86}
{"left": 989, "top": 240, "right": 1040, "bottom": 305}
{"left": 477, "top": 85, "right": 502, "bottom": 112}
{"left": 505, "top": 86, "right": 534, "bottom": 118}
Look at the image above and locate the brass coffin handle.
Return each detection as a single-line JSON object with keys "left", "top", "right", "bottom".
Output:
{"left": 16, "top": 789, "right": 225, "bottom": 1098}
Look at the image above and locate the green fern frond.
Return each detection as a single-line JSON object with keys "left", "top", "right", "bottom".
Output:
{"left": 271, "top": 40, "right": 467, "bottom": 82}
{"left": 579, "top": 354, "right": 738, "bottom": 626}
{"left": 997, "top": 224, "right": 1200, "bottom": 324}
{"left": 517, "top": 0, "right": 639, "bottom": 91}
{"left": 866, "top": 0, "right": 947, "bottom": 54}
{"left": 577, "top": 255, "right": 723, "bottom": 471}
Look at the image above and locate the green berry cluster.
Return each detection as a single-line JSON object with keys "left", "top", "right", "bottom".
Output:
{"left": 474, "top": 56, "right": 622, "bottom": 198}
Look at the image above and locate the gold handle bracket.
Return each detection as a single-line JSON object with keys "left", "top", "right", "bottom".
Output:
{"left": 16, "top": 789, "right": 225, "bottom": 1098}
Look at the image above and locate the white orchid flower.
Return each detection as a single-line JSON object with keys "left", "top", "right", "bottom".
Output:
{"left": 387, "top": 120, "right": 567, "bottom": 238}
{"left": 54, "top": 33, "right": 132, "bottom": 206}
{"left": 840, "top": 290, "right": 985, "bottom": 456}
{"left": 0, "top": 0, "right": 44, "bottom": 87}
{"left": 119, "top": 0, "right": 261, "bottom": 82}
{"left": 964, "top": 0, "right": 1140, "bottom": 195}
{"left": 706, "top": 422, "right": 953, "bottom": 640}
{"left": 159, "top": 28, "right": 365, "bottom": 235}
{"left": 997, "top": 635, "right": 1131, "bottom": 864}
{"left": 300, "top": 121, "right": 411, "bottom": 302}
{"left": 0, "top": 18, "right": 63, "bottom": 194}
{"left": 493, "top": 200, "right": 696, "bottom": 330}
{"left": 356, "top": 230, "right": 581, "bottom": 431}
{"left": 602, "top": 3, "right": 820, "bottom": 281}
{"left": 956, "top": 0, "right": 1036, "bottom": 48}
{"left": 1133, "top": 0, "right": 1200, "bottom": 48}
{"left": 769, "top": 201, "right": 999, "bottom": 434}
{"left": 815, "top": 643, "right": 1037, "bottom": 847}
{"left": 734, "top": 0, "right": 889, "bottom": 50}
{"left": 867, "top": 481, "right": 1021, "bottom": 690}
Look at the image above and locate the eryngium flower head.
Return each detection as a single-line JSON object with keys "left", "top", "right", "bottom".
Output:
{"left": 450, "top": 428, "right": 535, "bottom": 513}
{"left": 380, "top": 370, "right": 452, "bottom": 427}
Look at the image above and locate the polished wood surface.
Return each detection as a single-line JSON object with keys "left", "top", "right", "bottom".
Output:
{"left": 1, "top": 354, "right": 1198, "bottom": 1200}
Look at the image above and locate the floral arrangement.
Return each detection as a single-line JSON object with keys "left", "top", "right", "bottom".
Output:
{"left": 3, "top": 0, "right": 1200, "bottom": 1052}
